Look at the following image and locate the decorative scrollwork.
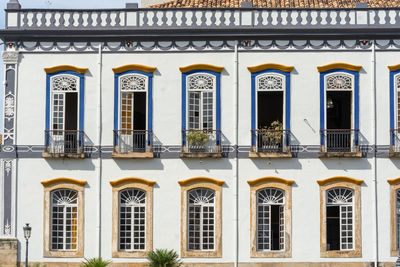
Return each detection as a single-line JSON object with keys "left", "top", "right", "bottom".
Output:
{"left": 188, "top": 74, "right": 214, "bottom": 90}
{"left": 4, "top": 96, "right": 14, "bottom": 117}
{"left": 257, "top": 188, "right": 284, "bottom": 204}
{"left": 327, "top": 188, "right": 353, "bottom": 204}
{"left": 119, "top": 188, "right": 146, "bottom": 206}
{"left": 257, "top": 74, "right": 283, "bottom": 90}
{"left": 326, "top": 74, "right": 352, "bottom": 90}
{"left": 188, "top": 188, "right": 215, "bottom": 204}
{"left": 121, "top": 75, "right": 146, "bottom": 91}
{"left": 51, "top": 189, "right": 78, "bottom": 205}
{"left": 52, "top": 75, "right": 78, "bottom": 91}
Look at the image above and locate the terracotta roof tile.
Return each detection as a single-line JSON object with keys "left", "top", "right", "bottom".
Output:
{"left": 149, "top": 0, "right": 400, "bottom": 8}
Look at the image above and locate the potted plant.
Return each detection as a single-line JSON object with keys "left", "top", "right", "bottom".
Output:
{"left": 261, "top": 120, "right": 283, "bottom": 152}
{"left": 147, "top": 249, "right": 182, "bottom": 267}
{"left": 186, "top": 130, "right": 209, "bottom": 152}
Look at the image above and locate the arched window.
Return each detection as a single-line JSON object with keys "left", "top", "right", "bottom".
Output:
{"left": 44, "top": 66, "right": 87, "bottom": 156}
{"left": 256, "top": 188, "right": 285, "bottom": 251}
{"left": 318, "top": 64, "right": 361, "bottom": 154}
{"left": 112, "top": 65, "right": 155, "bottom": 156}
{"left": 50, "top": 189, "right": 79, "bottom": 251}
{"left": 187, "top": 73, "right": 216, "bottom": 131}
{"left": 119, "top": 188, "right": 146, "bottom": 251}
{"left": 318, "top": 177, "right": 362, "bottom": 257}
{"left": 326, "top": 188, "right": 354, "bottom": 251}
{"left": 187, "top": 188, "right": 215, "bottom": 251}
{"left": 248, "top": 64, "right": 293, "bottom": 155}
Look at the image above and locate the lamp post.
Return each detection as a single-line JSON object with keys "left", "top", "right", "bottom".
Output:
{"left": 23, "top": 223, "right": 31, "bottom": 267}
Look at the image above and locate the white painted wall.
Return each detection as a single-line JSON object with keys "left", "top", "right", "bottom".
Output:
{"left": 12, "top": 46, "right": 400, "bottom": 264}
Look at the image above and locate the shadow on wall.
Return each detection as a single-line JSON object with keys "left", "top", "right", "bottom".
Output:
{"left": 182, "top": 158, "right": 232, "bottom": 170}
{"left": 45, "top": 158, "right": 96, "bottom": 170}
{"left": 320, "top": 158, "right": 372, "bottom": 170}
{"left": 251, "top": 158, "right": 302, "bottom": 170}
{"left": 114, "top": 158, "right": 164, "bottom": 170}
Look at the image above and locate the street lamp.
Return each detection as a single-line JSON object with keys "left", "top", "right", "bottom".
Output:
{"left": 23, "top": 223, "right": 31, "bottom": 267}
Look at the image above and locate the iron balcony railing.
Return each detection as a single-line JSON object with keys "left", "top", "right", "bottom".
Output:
{"left": 113, "top": 130, "right": 153, "bottom": 153}
{"left": 251, "top": 129, "right": 290, "bottom": 153}
{"left": 44, "top": 130, "right": 84, "bottom": 154}
{"left": 390, "top": 129, "right": 400, "bottom": 152}
{"left": 182, "top": 129, "right": 221, "bottom": 153}
{"left": 320, "top": 129, "right": 359, "bottom": 152}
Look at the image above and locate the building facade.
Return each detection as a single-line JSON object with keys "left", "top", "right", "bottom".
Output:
{"left": 2, "top": 0, "right": 400, "bottom": 266}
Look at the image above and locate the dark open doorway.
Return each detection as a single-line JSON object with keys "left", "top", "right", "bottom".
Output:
{"left": 64, "top": 92, "right": 78, "bottom": 153}
{"left": 326, "top": 205, "right": 340, "bottom": 251}
{"left": 257, "top": 91, "right": 283, "bottom": 129}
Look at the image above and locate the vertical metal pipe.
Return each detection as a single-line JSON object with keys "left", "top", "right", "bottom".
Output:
{"left": 97, "top": 43, "right": 103, "bottom": 257}
{"left": 371, "top": 39, "right": 379, "bottom": 267}
{"left": 233, "top": 41, "right": 239, "bottom": 267}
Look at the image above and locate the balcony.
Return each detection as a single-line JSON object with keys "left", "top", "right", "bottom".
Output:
{"left": 42, "top": 130, "right": 85, "bottom": 158}
{"left": 180, "top": 130, "right": 223, "bottom": 158}
{"left": 318, "top": 129, "right": 362, "bottom": 158}
{"left": 112, "top": 130, "right": 154, "bottom": 158}
{"left": 389, "top": 129, "right": 400, "bottom": 157}
{"left": 249, "top": 129, "right": 292, "bottom": 158}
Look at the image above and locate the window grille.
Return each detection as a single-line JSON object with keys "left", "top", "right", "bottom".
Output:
{"left": 256, "top": 188, "right": 285, "bottom": 251}
{"left": 187, "top": 188, "right": 215, "bottom": 251}
{"left": 397, "top": 189, "right": 400, "bottom": 250}
{"left": 119, "top": 188, "right": 146, "bottom": 251}
{"left": 326, "top": 74, "right": 353, "bottom": 91}
{"left": 121, "top": 75, "right": 146, "bottom": 91}
{"left": 326, "top": 188, "right": 354, "bottom": 250}
{"left": 187, "top": 74, "right": 215, "bottom": 130}
{"left": 257, "top": 74, "right": 284, "bottom": 91}
{"left": 50, "top": 189, "right": 78, "bottom": 251}
{"left": 52, "top": 75, "right": 78, "bottom": 92}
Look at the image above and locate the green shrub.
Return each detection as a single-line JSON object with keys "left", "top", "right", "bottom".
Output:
{"left": 29, "top": 264, "right": 47, "bottom": 267}
{"left": 186, "top": 131, "right": 208, "bottom": 146}
{"left": 80, "top": 257, "right": 112, "bottom": 267}
{"left": 147, "top": 249, "right": 182, "bottom": 267}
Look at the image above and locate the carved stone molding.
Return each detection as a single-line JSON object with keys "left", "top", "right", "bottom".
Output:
{"left": 2, "top": 51, "right": 19, "bottom": 64}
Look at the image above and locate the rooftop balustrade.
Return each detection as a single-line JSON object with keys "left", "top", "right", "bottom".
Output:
{"left": 5, "top": 7, "right": 400, "bottom": 31}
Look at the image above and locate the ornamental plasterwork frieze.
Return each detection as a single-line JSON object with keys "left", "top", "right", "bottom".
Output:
{"left": 2, "top": 51, "right": 19, "bottom": 64}
{"left": 13, "top": 39, "right": 398, "bottom": 52}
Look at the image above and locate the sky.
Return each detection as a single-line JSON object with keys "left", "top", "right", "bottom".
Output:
{"left": 0, "top": 0, "right": 138, "bottom": 133}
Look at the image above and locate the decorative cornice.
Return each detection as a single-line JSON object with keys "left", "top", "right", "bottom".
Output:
{"left": 109, "top": 177, "right": 156, "bottom": 187}
{"left": 179, "top": 64, "right": 224, "bottom": 73}
{"left": 41, "top": 177, "right": 87, "bottom": 187}
{"left": 317, "top": 63, "right": 362, "bottom": 72}
{"left": 388, "top": 64, "right": 400, "bottom": 72}
{"left": 247, "top": 177, "right": 295, "bottom": 186}
{"left": 112, "top": 64, "right": 156, "bottom": 74}
{"left": 387, "top": 178, "right": 400, "bottom": 185}
{"left": 317, "top": 176, "right": 364, "bottom": 186}
{"left": 247, "top": 63, "right": 294, "bottom": 73}
{"left": 44, "top": 65, "right": 88, "bottom": 74}
{"left": 178, "top": 177, "right": 224, "bottom": 187}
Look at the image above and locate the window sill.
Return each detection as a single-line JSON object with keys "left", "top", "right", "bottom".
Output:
{"left": 43, "top": 250, "right": 83, "bottom": 258}
{"left": 389, "top": 152, "right": 400, "bottom": 158}
{"left": 42, "top": 152, "right": 85, "bottom": 159}
{"left": 250, "top": 249, "right": 291, "bottom": 258}
{"left": 111, "top": 152, "right": 154, "bottom": 159}
{"left": 249, "top": 152, "right": 292, "bottom": 158}
{"left": 318, "top": 152, "right": 362, "bottom": 158}
{"left": 180, "top": 152, "right": 223, "bottom": 158}
{"left": 112, "top": 250, "right": 149, "bottom": 258}
{"left": 320, "top": 249, "right": 361, "bottom": 258}
{"left": 181, "top": 250, "right": 221, "bottom": 258}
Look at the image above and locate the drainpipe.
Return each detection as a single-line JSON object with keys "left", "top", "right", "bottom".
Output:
{"left": 371, "top": 39, "right": 378, "bottom": 267}
{"left": 96, "top": 43, "right": 103, "bottom": 258}
{"left": 233, "top": 41, "right": 239, "bottom": 267}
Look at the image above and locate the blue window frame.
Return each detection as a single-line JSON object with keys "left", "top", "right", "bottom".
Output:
{"left": 389, "top": 67, "right": 400, "bottom": 146}
{"left": 250, "top": 68, "right": 291, "bottom": 148}
{"left": 113, "top": 69, "right": 153, "bottom": 148}
{"left": 319, "top": 66, "right": 360, "bottom": 148}
{"left": 181, "top": 67, "right": 222, "bottom": 147}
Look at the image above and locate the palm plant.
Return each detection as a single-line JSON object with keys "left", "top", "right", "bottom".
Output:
{"left": 80, "top": 257, "right": 112, "bottom": 267}
{"left": 147, "top": 249, "right": 182, "bottom": 267}
{"left": 29, "top": 264, "right": 47, "bottom": 267}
